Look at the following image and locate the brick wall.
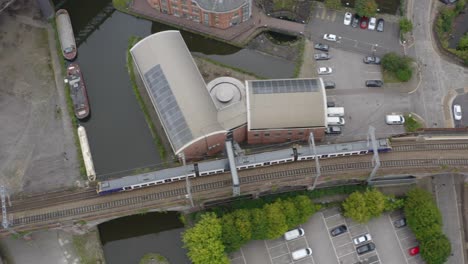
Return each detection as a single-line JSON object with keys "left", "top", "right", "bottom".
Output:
{"left": 247, "top": 128, "right": 325, "bottom": 145}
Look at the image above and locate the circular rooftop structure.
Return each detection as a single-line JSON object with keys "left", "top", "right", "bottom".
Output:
{"left": 207, "top": 77, "right": 245, "bottom": 109}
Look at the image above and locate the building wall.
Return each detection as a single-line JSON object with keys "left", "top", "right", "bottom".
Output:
{"left": 247, "top": 127, "right": 325, "bottom": 145}
{"left": 147, "top": 0, "right": 250, "bottom": 29}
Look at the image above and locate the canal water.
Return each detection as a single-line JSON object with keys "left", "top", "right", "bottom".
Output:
{"left": 57, "top": 0, "right": 294, "bottom": 179}
{"left": 99, "top": 212, "right": 190, "bottom": 264}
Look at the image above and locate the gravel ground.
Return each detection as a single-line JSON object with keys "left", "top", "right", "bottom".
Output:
{"left": 0, "top": 2, "right": 80, "bottom": 195}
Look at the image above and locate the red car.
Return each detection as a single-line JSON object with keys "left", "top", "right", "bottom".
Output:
{"left": 360, "top": 17, "right": 369, "bottom": 29}
{"left": 409, "top": 246, "right": 420, "bottom": 256}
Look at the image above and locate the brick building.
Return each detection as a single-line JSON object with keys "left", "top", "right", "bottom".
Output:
{"left": 146, "top": 0, "right": 252, "bottom": 29}
{"left": 130, "top": 31, "right": 327, "bottom": 160}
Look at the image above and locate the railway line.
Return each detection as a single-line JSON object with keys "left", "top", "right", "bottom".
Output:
{"left": 6, "top": 157, "right": 468, "bottom": 229}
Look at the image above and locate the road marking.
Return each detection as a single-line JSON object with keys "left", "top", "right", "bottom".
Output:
{"left": 264, "top": 240, "right": 274, "bottom": 264}
{"left": 331, "top": 12, "right": 336, "bottom": 22}
{"left": 240, "top": 248, "right": 247, "bottom": 264}
{"left": 323, "top": 213, "right": 341, "bottom": 219}
{"left": 300, "top": 227, "right": 316, "bottom": 264}
{"left": 387, "top": 214, "right": 410, "bottom": 264}
{"left": 321, "top": 9, "right": 326, "bottom": 20}
{"left": 321, "top": 213, "right": 341, "bottom": 263}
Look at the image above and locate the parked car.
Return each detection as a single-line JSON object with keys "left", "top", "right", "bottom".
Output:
{"left": 323, "top": 81, "right": 336, "bottom": 89}
{"left": 360, "top": 17, "right": 369, "bottom": 29}
{"left": 365, "top": 80, "right": 383, "bottom": 87}
{"left": 363, "top": 56, "right": 381, "bottom": 64}
{"left": 386, "top": 114, "right": 405, "bottom": 125}
{"left": 440, "top": 0, "right": 458, "bottom": 4}
{"left": 352, "top": 14, "right": 360, "bottom": 28}
{"left": 353, "top": 233, "right": 372, "bottom": 245}
{"left": 356, "top": 243, "right": 375, "bottom": 255}
{"left": 314, "top": 43, "right": 329, "bottom": 51}
{"left": 330, "top": 225, "right": 347, "bottom": 236}
{"left": 284, "top": 228, "right": 305, "bottom": 241}
{"left": 292, "top": 248, "right": 312, "bottom": 260}
{"left": 318, "top": 67, "right": 333, "bottom": 75}
{"left": 376, "top": 18, "right": 384, "bottom": 32}
{"left": 344, "top": 12, "right": 352, "bottom": 25}
{"left": 314, "top": 53, "right": 331, "bottom": 60}
{"left": 368, "top": 17, "right": 377, "bottom": 30}
{"left": 394, "top": 218, "right": 407, "bottom": 228}
{"left": 323, "top": 34, "right": 337, "bottom": 42}
{"left": 327, "top": 101, "right": 336, "bottom": 107}
{"left": 409, "top": 246, "right": 420, "bottom": 256}
{"left": 454, "top": 104, "right": 462, "bottom": 120}
{"left": 326, "top": 126, "right": 342, "bottom": 134}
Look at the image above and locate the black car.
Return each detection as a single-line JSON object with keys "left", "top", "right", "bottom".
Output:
{"left": 394, "top": 218, "right": 407, "bottom": 228}
{"left": 326, "top": 126, "right": 341, "bottom": 134}
{"left": 363, "top": 56, "right": 381, "bottom": 64}
{"left": 314, "top": 53, "right": 331, "bottom": 60}
{"left": 376, "top": 18, "right": 384, "bottom": 32}
{"left": 365, "top": 80, "right": 384, "bottom": 87}
{"left": 330, "top": 225, "right": 347, "bottom": 237}
{"left": 356, "top": 242, "right": 376, "bottom": 255}
{"left": 314, "top": 43, "right": 329, "bottom": 52}
{"left": 440, "top": 0, "right": 458, "bottom": 4}
{"left": 324, "top": 81, "right": 336, "bottom": 89}
{"left": 327, "top": 101, "right": 336, "bottom": 107}
{"left": 352, "top": 14, "right": 360, "bottom": 28}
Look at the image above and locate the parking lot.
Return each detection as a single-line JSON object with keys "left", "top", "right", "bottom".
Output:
{"left": 452, "top": 93, "right": 468, "bottom": 128}
{"left": 230, "top": 208, "right": 423, "bottom": 264}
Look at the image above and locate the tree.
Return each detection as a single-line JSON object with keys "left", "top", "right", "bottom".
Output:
{"left": 263, "top": 202, "right": 288, "bottom": 239}
{"left": 404, "top": 188, "right": 442, "bottom": 241}
{"left": 221, "top": 210, "right": 252, "bottom": 252}
{"left": 363, "top": 189, "right": 386, "bottom": 218}
{"left": 457, "top": 34, "right": 468, "bottom": 51}
{"left": 455, "top": 0, "right": 466, "bottom": 13}
{"left": 399, "top": 18, "right": 413, "bottom": 34}
{"left": 342, "top": 191, "right": 370, "bottom": 223}
{"left": 325, "top": 0, "right": 342, "bottom": 10}
{"left": 280, "top": 199, "right": 302, "bottom": 229}
{"left": 355, "top": 0, "right": 378, "bottom": 17}
{"left": 293, "top": 195, "right": 319, "bottom": 223}
{"left": 183, "top": 213, "right": 229, "bottom": 264}
{"left": 420, "top": 234, "right": 451, "bottom": 264}
{"left": 250, "top": 208, "right": 269, "bottom": 240}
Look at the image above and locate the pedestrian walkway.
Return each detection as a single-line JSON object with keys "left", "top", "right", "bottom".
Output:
{"left": 129, "top": 0, "right": 305, "bottom": 45}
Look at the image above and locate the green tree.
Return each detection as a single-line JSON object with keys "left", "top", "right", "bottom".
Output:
{"left": 355, "top": 0, "right": 378, "bottom": 17}
{"left": 404, "top": 188, "right": 442, "bottom": 240}
{"left": 399, "top": 18, "right": 413, "bottom": 34}
{"left": 384, "top": 195, "right": 405, "bottom": 211}
{"left": 457, "top": 34, "right": 468, "bottom": 51}
{"left": 342, "top": 192, "right": 370, "bottom": 223}
{"left": 264, "top": 202, "right": 288, "bottom": 239}
{"left": 293, "top": 195, "right": 319, "bottom": 223}
{"left": 280, "top": 199, "right": 302, "bottom": 228}
{"left": 455, "top": 0, "right": 466, "bottom": 13}
{"left": 250, "top": 208, "right": 269, "bottom": 240}
{"left": 183, "top": 213, "right": 229, "bottom": 264}
{"left": 420, "top": 234, "right": 451, "bottom": 264}
{"left": 325, "top": 0, "right": 342, "bottom": 10}
{"left": 221, "top": 210, "right": 252, "bottom": 252}
{"left": 363, "top": 189, "right": 386, "bottom": 218}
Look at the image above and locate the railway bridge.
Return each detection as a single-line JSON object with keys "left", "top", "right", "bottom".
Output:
{"left": 2, "top": 137, "right": 468, "bottom": 236}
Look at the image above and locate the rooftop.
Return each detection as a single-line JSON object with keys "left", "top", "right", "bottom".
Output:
{"left": 193, "top": 0, "right": 248, "bottom": 13}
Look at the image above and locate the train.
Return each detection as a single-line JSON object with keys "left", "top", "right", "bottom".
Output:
{"left": 97, "top": 139, "right": 391, "bottom": 195}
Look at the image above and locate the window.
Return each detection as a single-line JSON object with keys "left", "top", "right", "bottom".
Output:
{"left": 254, "top": 133, "right": 259, "bottom": 137}
{"left": 298, "top": 132, "right": 304, "bottom": 135}
{"left": 204, "top": 13, "right": 209, "bottom": 25}
{"left": 288, "top": 131, "right": 292, "bottom": 135}
{"left": 264, "top": 133, "right": 270, "bottom": 137}
{"left": 275, "top": 133, "right": 281, "bottom": 137}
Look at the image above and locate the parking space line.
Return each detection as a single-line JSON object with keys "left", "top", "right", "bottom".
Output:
{"left": 323, "top": 213, "right": 341, "bottom": 220}
{"left": 263, "top": 240, "right": 274, "bottom": 264}
{"left": 364, "top": 225, "right": 382, "bottom": 264}
{"left": 321, "top": 213, "right": 341, "bottom": 263}
{"left": 331, "top": 12, "right": 336, "bottom": 22}
{"left": 387, "top": 214, "right": 409, "bottom": 264}
{"left": 300, "top": 226, "right": 316, "bottom": 264}
{"left": 240, "top": 248, "right": 247, "bottom": 264}
{"left": 321, "top": 9, "right": 326, "bottom": 20}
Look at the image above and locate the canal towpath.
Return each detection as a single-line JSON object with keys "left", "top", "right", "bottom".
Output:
{"left": 128, "top": 0, "right": 305, "bottom": 46}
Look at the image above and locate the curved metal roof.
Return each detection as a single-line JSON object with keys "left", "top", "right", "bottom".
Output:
{"left": 130, "top": 31, "right": 225, "bottom": 155}
{"left": 193, "top": 0, "right": 248, "bottom": 13}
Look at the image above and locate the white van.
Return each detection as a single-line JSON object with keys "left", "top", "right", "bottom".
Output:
{"left": 284, "top": 228, "right": 305, "bottom": 241}
{"left": 385, "top": 114, "right": 405, "bottom": 125}
{"left": 292, "top": 248, "right": 312, "bottom": 260}
{"left": 327, "top": 116, "right": 345, "bottom": 126}
{"left": 327, "top": 107, "right": 345, "bottom": 117}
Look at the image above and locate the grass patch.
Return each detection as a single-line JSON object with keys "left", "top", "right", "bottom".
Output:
{"left": 195, "top": 55, "right": 265, "bottom": 79}
{"left": 126, "top": 36, "right": 167, "bottom": 160}
{"left": 140, "top": 253, "right": 170, "bottom": 264}
{"left": 273, "top": 0, "right": 296, "bottom": 11}
{"left": 382, "top": 70, "right": 401, "bottom": 83}
{"left": 293, "top": 37, "right": 305, "bottom": 77}
{"left": 404, "top": 114, "right": 423, "bottom": 132}
{"left": 73, "top": 233, "right": 104, "bottom": 264}
{"left": 51, "top": 19, "right": 87, "bottom": 178}
{"left": 112, "top": 0, "right": 130, "bottom": 9}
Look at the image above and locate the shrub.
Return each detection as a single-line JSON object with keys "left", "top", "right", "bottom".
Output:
{"left": 396, "top": 67, "right": 412, "bottom": 81}
{"left": 420, "top": 234, "right": 452, "bottom": 264}
{"left": 355, "top": 0, "right": 378, "bottom": 17}
{"left": 381, "top": 52, "right": 413, "bottom": 82}
{"left": 399, "top": 18, "right": 413, "bottom": 34}
{"left": 457, "top": 34, "right": 468, "bottom": 51}
{"left": 403, "top": 115, "right": 422, "bottom": 132}
{"left": 325, "top": 0, "right": 342, "bottom": 10}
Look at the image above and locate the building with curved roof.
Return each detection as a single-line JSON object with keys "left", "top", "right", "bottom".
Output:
{"left": 130, "top": 31, "right": 247, "bottom": 159}
{"left": 146, "top": 0, "right": 252, "bottom": 29}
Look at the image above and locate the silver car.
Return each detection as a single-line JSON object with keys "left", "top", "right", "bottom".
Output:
{"left": 353, "top": 233, "right": 372, "bottom": 245}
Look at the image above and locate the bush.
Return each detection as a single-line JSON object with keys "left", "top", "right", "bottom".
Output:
{"left": 403, "top": 115, "right": 422, "bottom": 132}
{"left": 381, "top": 52, "right": 413, "bottom": 82}
{"left": 420, "top": 234, "right": 452, "bottom": 264}
{"left": 396, "top": 67, "right": 412, "bottom": 81}
{"left": 325, "top": 0, "right": 342, "bottom": 10}
{"left": 457, "top": 34, "right": 468, "bottom": 50}
{"left": 355, "top": 0, "right": 378, "bottom": 17}
{"left": 399, "top": 18, "right": 413, "bottom": 34}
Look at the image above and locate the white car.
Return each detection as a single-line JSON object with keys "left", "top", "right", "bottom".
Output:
{"left": 344, "top": 12, "right": 352, "bottom": 25}
{"left": 353, "top": 233, "right": 372, "bottom": 245}
{"left": 318, "top": 67, "right": 333, "bottom": 75}
{"left": 368, "top": 17, "right": 377, "bottom": 30}
{"left": 284, "top": 228, "right": 305, "bottom": 241}
{"left": 292, "top": 248, "right": 312, "bottom": 261}
{"left": 454, "top": 104, "right": 462, "bottom": 120}
{"left": 323, "top": 34, "right": 337, "bottom": 42}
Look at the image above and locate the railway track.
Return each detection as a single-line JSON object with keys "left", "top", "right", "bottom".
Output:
{"left": 8, "top": 158, "right": 468, "bottom": 228}
{"left": 391, "top": 143, "right": 468, "bottom": 152}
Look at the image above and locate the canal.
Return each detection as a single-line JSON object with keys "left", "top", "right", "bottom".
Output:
{"left": 58, "top": 0, "right": 294, "bottom": 179}
{"left": 99, "top": 212, "right": 190, "bottom": 264}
